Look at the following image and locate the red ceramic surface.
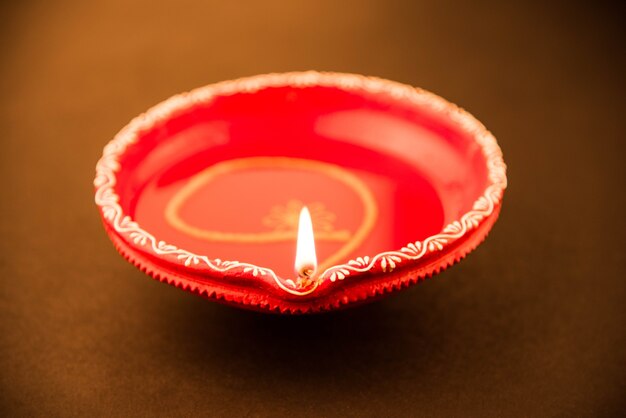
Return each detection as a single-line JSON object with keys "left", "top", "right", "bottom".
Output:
{"left": 94, "top": 72, "right": 507, "bottom": 313}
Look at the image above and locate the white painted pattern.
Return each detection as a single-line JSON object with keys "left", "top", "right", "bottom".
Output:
{"left": 94, "top": 71, "right": 507, "bottom": 296}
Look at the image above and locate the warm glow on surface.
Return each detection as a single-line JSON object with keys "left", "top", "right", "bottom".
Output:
{"left": 294, "top": 206, "right": 318, "bottom": 278}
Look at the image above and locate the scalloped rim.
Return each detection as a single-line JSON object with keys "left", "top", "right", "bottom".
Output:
{"left": 94, "top": 71, "right": 507, "bottom": 297}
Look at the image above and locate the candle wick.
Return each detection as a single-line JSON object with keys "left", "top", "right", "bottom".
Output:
{"left": 298, "top": 267, "right": 315, "bottom": 279}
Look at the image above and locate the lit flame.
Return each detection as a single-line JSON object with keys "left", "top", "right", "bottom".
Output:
{"left": 294, "top": 206, "right": 318, "bottom": 279}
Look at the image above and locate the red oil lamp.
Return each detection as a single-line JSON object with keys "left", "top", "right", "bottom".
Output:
{"left": 94, "top": 72, "right": 507, "bottom": 313}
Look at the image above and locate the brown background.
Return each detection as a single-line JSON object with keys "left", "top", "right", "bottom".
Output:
{"left": 1, "top": 0, "right": 624, "bottom": 416}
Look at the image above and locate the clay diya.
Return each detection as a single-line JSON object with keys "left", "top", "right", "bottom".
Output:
{"left": 94, "top": 71, "right": 507, "bottom": 313}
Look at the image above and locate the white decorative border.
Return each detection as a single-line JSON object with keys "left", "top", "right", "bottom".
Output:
{"left": 94, "top": 71, "right": 507, "bottom": 296}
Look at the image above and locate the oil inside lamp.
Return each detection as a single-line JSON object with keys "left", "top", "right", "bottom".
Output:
{"left": 294, "top": 206, "right": 318, "bottom": 281}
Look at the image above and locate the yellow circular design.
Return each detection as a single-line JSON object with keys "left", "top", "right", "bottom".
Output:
{"left": 164, "top": 157, "right": 378, "bottom": 271}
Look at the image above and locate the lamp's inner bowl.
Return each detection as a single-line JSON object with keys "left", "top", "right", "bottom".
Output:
{"left": 115, "top": 84, "right": 490, "bottom": 278}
